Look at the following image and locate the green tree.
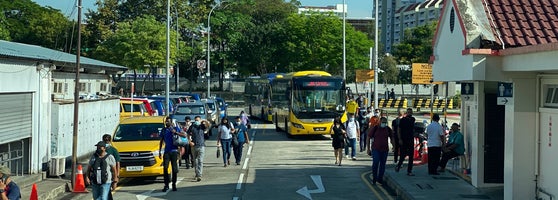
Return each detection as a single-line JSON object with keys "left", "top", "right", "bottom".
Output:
{"left": 379, "top": 54, "right": 398, "bottom": 84}
{"left": 0, "top": 12, "right": 10, "bottom": 40}
{"left": 1, "top": 0, "right": 72, "bottom": 50}
{"left": 392, "top": 22, "right": 437, "bottom": 64}
{"left": 282, "top": 13, "right": 374, "bottom": 81}
{"left": 95, "top": 15, "right": 179, "bottom": 93}
{"left": 230, "top": 0, "right": 298, "bottom": 76}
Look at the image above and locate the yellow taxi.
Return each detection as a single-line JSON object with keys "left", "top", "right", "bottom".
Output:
{"left": 111, "top": 116, "right": 169, "bottom": 178}
{"left": 120, "top": 100, "right": 150, "bottom": 121}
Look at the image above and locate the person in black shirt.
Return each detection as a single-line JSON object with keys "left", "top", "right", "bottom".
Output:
{"left": 395, "top": 108, "right": 416, "bottom": 176}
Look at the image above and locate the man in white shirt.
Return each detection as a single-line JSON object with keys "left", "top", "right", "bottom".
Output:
{"left": 426, "top": 114, "right": 445, "bottom": 175}
{"left": 344, "top": 113, "right": 360, "bottom": 160}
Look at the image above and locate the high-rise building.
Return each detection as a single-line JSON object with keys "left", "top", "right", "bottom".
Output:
{"left": 378, "top": 0, "right": 443, "bottom": 53}
{"left": 298, "top": 4, "right": 374, "bottom": 36}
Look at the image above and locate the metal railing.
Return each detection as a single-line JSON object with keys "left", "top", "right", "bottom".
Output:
{"left": 0, "top": 140, "right": 25, "bottom": 176}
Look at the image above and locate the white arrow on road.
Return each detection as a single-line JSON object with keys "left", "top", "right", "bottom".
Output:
{"left": 296, "top": 175, "right": 325, "bottom": 200}
{"left": 136, "top": 177, "right": 184, "bottom": 200}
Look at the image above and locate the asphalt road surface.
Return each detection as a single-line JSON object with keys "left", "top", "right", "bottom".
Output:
{"left": 61, "top": 107, "right": 441, "bottom": 200}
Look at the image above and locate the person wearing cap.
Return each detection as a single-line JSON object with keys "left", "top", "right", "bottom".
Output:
{"left": 438, "top": 123, "right": 465, "bottom": 172}
{"left": 85, "top": 141, "right": 117, "bottom": 200}
{"left": 102, "top": 134, "right": 120, "bottom": 200}
{"left": 0, "top": 166, "right": 20, "bottom": 200}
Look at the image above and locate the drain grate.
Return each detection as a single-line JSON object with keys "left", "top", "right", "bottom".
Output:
{"left": 416, "top": 183, "right": 434, "bottom": 190}
{"left": 458, "top": 194, "right": 491, "bottom": 199}
{"left": 432, "top": 177, "right": 459, "bottom": 180}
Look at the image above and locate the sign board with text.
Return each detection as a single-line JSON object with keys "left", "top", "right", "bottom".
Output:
{"left": 412, "top": 63, "right": 442, "bottom": 84}
{"left": 355, "top": 69, "right": 374, "bottom": 82}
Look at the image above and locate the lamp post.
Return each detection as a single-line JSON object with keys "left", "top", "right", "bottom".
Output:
{"left": 373, "top": 0, "right": 379, "bottom": 109}
{"left": 342, "top": 0, "right": 346, "bottom": 80}
{"left": 207, "top": 2, "right": 225, "bottom": 98}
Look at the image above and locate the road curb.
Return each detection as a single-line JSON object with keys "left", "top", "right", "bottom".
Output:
{"left": 384, "top": 172, "right": 414, "bottom": 200}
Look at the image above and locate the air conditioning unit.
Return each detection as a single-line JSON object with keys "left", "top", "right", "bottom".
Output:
{"left": 49, "top": 156, "right": 66, "bottom": 177}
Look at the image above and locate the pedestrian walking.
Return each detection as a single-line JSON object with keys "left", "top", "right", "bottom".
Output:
{"left": 102, "top": 134, "right": 120, "bottom": 200}
{"left": 217, "top": 117, "right": 235, "bottom": 167}
{"left": 187, "top": 116, "right": 210, "bottom": 181}
{"left": 391, "top": 110, "right": 403, "bottom": 163}
{"left": 367, "top": 117, "right": 394, "bottom": 185}
{"left": 426, "top": 114, "right": 445, "bottom": 175}
{"left": 359, "top": 108, "right": 370, "bottom": 152}
{"left": 344, "top": 113, "right": 360, "bottom": 160}
{"left": 395, "top": 108, "right": 416, "bottom": 176}
{"left": 330, "top": 118, "right": 346, "bottom": 166}
{"left": 239, "top": 111, "right": 251, "bottom": 129}
{"left": 439, "top": 123, "right": 465, "bottom": 172}
{"left": 233, "top": 116, "right": 250, "bottom": 165}
{"left": 0, "top": 166, "right": 21, "bottom": 200}
{"left": 159, "top": 117, "right": 186, "bottom": 192}
{"left": 85, "top": 141, "right": 118, "bottom": 200}
{"left": 181, "top": 117, "right": 194, "bottom": 169}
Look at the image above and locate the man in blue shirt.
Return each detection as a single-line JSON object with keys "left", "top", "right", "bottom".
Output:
{"left": 0, "top": 166, "right": 20, "bottom": 200}
{"left": 159, "top": 117, "right": 186, "bottom": 192}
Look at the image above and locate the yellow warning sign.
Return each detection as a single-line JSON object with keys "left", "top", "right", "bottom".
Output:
{"left": 355, "top": 69, "right": 374, "bottom": 82}
{"left": 412, "top": 63, "right": 442, "bottom": 84}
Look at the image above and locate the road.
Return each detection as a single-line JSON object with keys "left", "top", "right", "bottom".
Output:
{"left": 59, "top": 107, "right": 462, "bottom": 200}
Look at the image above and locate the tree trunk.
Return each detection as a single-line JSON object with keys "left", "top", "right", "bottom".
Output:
{"left": 140, "top": 68, "right": 151, "bottom": 96}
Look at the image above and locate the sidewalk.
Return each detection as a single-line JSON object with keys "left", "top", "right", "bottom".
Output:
{"left": 382, "top": 163, "right": 503, "bottom": 200}
{"left": 15, "top": 161, "right": 89, "bottom": 200}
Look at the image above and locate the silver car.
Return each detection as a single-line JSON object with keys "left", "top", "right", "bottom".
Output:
{"left": 201, "top": 99, "right": 221, "bottom": 125}
{"left": 171, "top": 102, "right": 209, "bottom": 125}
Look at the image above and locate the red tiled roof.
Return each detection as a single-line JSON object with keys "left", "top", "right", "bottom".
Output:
{"left": 483, "top": 0, "right": 558, "bottom": 48}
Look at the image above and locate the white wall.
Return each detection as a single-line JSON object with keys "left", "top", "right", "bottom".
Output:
{"left": 432, "top": 2, "right": 474, "bottom": 82}
{"left": 538, "top": 109, "right": 558, "bottom": 199}
{"left": 51, "top": 72, "right": 112, "bottom": 100}
{"left": 51, "top": 99, "right": 120, "bottom": 158}
{"left": 505, "top": 78, "right": 537, "bottom": 200}
{"left": 0, "top": 60, "right": 50, "bottom": 174}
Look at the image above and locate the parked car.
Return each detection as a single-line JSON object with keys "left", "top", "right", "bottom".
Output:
{"left": 201, "top": 99, "right": 220, "bottom": 125}
{"left": 214, "top": 97, "right": 228, "bottom": 118}
{"left": 121, "top": 98, "right": 156, "bottom": 116}
{"left": 171, "top": 102, "right": 210, "bottom": 125}
{"left": 120, "top": 100, "right": 149, "bottom": 121}
{"left": 169, "top": 92, "right": 201, "bottom": 101}
{"left": 111, "top": 116, "right": 169, "bottom": 178}
{"left": 143, "top": 96, "right": 175, "bottom": 115}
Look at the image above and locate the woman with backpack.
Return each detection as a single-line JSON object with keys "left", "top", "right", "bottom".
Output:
{"left": 232, "top": 116, "right": 251, "bottom": 165}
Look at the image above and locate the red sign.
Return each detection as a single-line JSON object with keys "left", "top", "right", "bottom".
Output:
{"left": 303, "top": 81, "right": 331, "bottom": 87}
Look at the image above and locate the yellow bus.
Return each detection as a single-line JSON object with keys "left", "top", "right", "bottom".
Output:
{"left": 271, "top": 71, "right": 347, "bottom": 137}
{"left": 244, "top": 73, "right": 286, "bottom": 122}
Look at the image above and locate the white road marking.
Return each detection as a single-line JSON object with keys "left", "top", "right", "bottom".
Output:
{"left": 247, "top": 145, "right": 253, "bottom": 156}
{"left": 296, "top": 175, "right": 325, "bottom": 200}
{"left": 236, "top": 173, "right": 245, "bottom": 189}
{"left": 242, "top": 158, "right": 250, "bottom": 170}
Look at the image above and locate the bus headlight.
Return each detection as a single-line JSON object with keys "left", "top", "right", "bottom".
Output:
{"left": 291, "top": 123, "right": 304, "bottom": 129}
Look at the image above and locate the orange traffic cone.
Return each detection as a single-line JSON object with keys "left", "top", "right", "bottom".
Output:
{"left": 30, "top": 183, "right": 38, "bottom": 200}
{"left": 421, "top": 141, "right": 428, "bottom": 164}
{"left": 73, "top": 165, "right": 88, "bottom": 193}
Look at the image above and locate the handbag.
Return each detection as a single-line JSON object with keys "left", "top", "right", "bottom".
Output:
{"left": 173, "top": 134, "right": 188, "bottom": 146}
{"left": 232, "top": 133, "right": 239, "bottom": 146}
{"left": 216, "top": 147, "right": 221, "bottom": 158}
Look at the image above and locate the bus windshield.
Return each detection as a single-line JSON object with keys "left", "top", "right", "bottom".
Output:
{"left": 291, "top": 80, "right": 345, "bottom": 116}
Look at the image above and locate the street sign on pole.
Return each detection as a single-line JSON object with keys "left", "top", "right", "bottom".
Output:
{"left": 197, "top": 60, "right": 206, "bottom": 69}
{"left": 412, "top": 63, "right": 442, "bottom": 84}
{"left": 356, "top": 69, "right": 374, "bottom": 82}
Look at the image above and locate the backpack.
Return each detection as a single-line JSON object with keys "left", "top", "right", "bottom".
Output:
{"left": 344, "top": 120, "right": 360, "bottom": 133}
{"left": 91, "top": 155, "right": 109, "bottom": 185}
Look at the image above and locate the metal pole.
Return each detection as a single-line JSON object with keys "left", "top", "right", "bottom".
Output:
{"left": 71, "top": 0, "right": 82, "bottom": 190}
{"left": 444, "top": 82, "right": 448, "bottom": 125}
{"left": 342, "top": 0, "right": 346, "bottom": 80}
{"left": 176, "top": 8, "right": 180, "bottom": 92}
{"left": 368, "top": 47, "right": 372, "bottom": 108}
{"left": 430, "top": 82, "right": 434, "bottom": 122}
{"left": 165, "top": 0, "right": 170, "bottom": 116}
{"left": 207, "top": 3, "right": 221, "bottom": 98}
{"left": 373, "top": 0, "right": 379, "bottom": 109}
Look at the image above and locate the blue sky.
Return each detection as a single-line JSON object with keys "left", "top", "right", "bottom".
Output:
{"left": 32, "top": 0, "right": 373, "bottom": 19}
